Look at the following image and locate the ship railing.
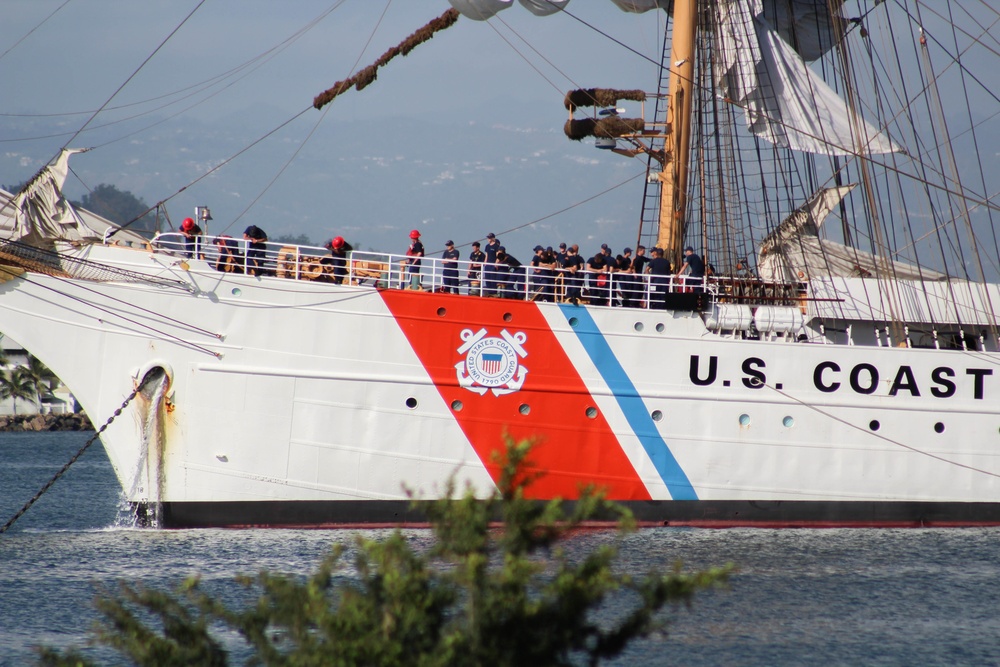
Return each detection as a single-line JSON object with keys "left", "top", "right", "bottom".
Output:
{"left": 149, "top": 233, "right": 767, "bottom": 308}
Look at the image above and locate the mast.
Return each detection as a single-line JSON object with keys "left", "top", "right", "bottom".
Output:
{"left": 655, "top": 0, "right": 696, "bottom": 269}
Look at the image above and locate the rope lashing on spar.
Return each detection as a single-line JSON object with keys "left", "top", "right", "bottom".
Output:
{"left": 0, "top": 367, "right": 167, "bottom": 534}
{"left": 312, "top": 8, "right": 460, "bottom": 110}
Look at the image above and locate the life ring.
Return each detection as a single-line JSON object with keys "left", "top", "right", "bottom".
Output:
{"left": 276, "top": 246, "right": 299, "bottom": 279}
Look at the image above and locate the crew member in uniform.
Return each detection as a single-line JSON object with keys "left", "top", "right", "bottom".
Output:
{"left": 676, "top": 245, "right": 705, "bottom": 292}
{"left": 242, "top": 224, "right": 268, "bottom": 275}
{"left": 180, "top": 217, "right": 203, "bottom": 258}
{"left": 467, "top": 241, "right": 485, "bottom": 295}
{"left": 441, "top": 240, "right": 460, "bottom": 293}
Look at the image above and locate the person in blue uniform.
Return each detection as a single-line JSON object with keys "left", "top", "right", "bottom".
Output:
{"left": 180, "top": 217, "right": 203, "bottom": 258}
{"left": 561, "top": 244, "right": 584, "bottom": 304}
{"left": 243, "top": 224, "right": 268, "bottom": 275}
{"left": 540, "top": 246, "right": 558, "bottom": 301}
{"left": 617, "top": 247, "right": 636, "bottom": 307}
{"left": 631, "top": 245, "right": 649, "bottom": 306}
{"left": 586, "top": 248, "right": 611, "bottom": 306}
{"left": 677, "top": 245, "right": 705, "bottom": 292}
{"left": 467, "top": 241, "right": 485, "bottom": 295}
{"left": 483, "top": 232, "right": 501, "bottom": 296}
{"left": 529, "top": 245, "right": 547, "bottom": 300}
{"left": 648, "top": 247, "right": 672, "bottom": 309}
{"left": 212, "top": 234, "right": 243, "bottom": 273}
{"left": 495, "top": 247, "right": 523, "bottom": 297}
{"left": 441, "top": 239, "right": 460, "bottom": 293}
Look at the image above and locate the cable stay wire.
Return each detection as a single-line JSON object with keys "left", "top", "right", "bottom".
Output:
{"left": 0, "top": 0, "right": 73, "bottom": 64}
{"left": 0, "top": 1, "right": 344, "bottom": 121}
{"left": 54, "top": 1, "right": 208, "bottom": 165}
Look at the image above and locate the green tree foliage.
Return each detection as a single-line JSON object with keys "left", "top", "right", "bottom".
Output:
{"left": 22, "top": 354, "right": 58, "bottom": 402}
{"left": 272, "top": 233, "right": 316, "bottom": 247}
{"left": 38, "top": 440, "right": 732, "bottom": 666}
{"left": 1, "top": 181, "right": 29, "bottom": 194}
{"left": 72, "top": 184, "right": 156, "bottom": 233}
{"left": 0, "top": 366, "right": 37, "bottom": 415}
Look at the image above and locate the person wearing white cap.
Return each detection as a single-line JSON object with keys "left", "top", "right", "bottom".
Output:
{"left": 441, "top": 239, "right": 460, "bottom": 294}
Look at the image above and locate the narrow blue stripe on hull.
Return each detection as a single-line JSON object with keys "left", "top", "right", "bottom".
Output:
{"left": 558, "top": 304, "right": 698, "bottom": 500}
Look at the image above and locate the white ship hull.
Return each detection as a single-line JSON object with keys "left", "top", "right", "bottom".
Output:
{"left": 2, "top": 242, "right": 998, "bottom": 527}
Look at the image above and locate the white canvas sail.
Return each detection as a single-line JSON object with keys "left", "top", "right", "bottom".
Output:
{"left": 757, "top": 185, "right": 943, "bottom": 282}
{"left": 7, "top": 148, "right": 102, "bottom": 245}
{"left": 764, "top": 0, "right": 845, "bottom": 61}
{"left": 448, "top": 0, "right": 666, "bottom": 21}
{"left": 714, "top": 0, "right": 901, "bottom": 155}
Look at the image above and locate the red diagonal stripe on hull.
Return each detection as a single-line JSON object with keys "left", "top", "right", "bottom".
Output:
{"left": 380, "top": 290, "right": 650, "bottom": 500}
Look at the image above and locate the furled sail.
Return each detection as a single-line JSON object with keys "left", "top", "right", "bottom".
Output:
{"left": 714, "top": 0, "right": 901, "bottom": 156}
{"left": 447, "top": 0, "right": 669, "bottom": 21}
{"left": 7, "top": 149, "right": 102, "bottom": 245}
{"left": 757, "top": 186, "right": 943, "bottom": 282}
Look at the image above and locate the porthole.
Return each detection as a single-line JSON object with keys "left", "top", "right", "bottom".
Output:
{"left": 436, "top": 307, "right": 447, "bottom": 317}
{"left": 568, "top": 317, "right": 579, "bottom": 327}
{"left": 405, "top": 397, "right": 418, "bottom": 409}
{"left": 934, "top": 422, "right": 945, "bottom": 434}
{"left": 782, "top": 416, "right": 794, "bottom": 428}
{"left": 739, "top": 413, "right": 751, "bottom": 427}
{"left": 585, "top": 406, "right": 598, "bottom": 419}
{"left": 519, "top": 404, "right": 531, "bottom": 415}
{"left": 634, "top": 322, "right": 644, "bottom": 332}
{"left": 451, "top": 400, "right": 463, "bottom": 412}
{"left": 651, "top": 410, "right": 663, "bottom": 422}
{"left": 655, "top": 323, "right": 665, "bottom": 333}
{"left": 503, "top": 312, "right": 513, "bottom": 322}
{"left": 231, "top": 287, "right": 242, "bottom": 296}
{"left": 869, "top": 419, "right": 880, "bottom": 431}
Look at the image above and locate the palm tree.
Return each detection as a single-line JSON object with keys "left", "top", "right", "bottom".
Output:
{"left": 0, "top": 367, "right": 37, "bottom": 415}
{"left": 23, "top": 354, "right": 58, "bottom": 406}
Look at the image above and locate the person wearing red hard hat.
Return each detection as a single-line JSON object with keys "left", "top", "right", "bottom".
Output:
{"left": 322, "top": 235, "right": 353, "bottom": 284}
{"left": 179, "top": 217, "right": 203, "bottom": 259}
{"left": 403, "top": 229, "right": 424, "bottom": 289}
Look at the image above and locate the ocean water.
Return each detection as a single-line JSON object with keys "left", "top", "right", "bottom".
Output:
{"left": 2, "top": 431, "right": 1000, "bottom": 666}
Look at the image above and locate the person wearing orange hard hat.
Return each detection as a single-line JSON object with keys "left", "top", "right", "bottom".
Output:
{"left": 179, "top": 217, "right": 203, "bottom": 258}
{"left": 402, "top": 229, "right": 424, "bottom": 289}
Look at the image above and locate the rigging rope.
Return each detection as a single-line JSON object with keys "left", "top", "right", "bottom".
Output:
{"left": 313, "top": 8, "right": 460, "bottom": 110}
{"left": 0, "top": 0, "right": 73, "bottom": 64}
{"left": 762, "top": 378, "right": 1000, "bottom": 481}
{"left": 0, "top": 368, "right": 163, "bottom": 534}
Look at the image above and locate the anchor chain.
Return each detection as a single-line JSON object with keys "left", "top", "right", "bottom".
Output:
{"left": 1, "top": 382, "right": 145, "bottom": 534}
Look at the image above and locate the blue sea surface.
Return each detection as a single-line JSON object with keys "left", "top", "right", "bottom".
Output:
{"left": 2, "top": 431, "right": 999, "bottom": 666}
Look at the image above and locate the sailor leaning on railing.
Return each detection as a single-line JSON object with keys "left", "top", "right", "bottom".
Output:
{"left": 147, "top": 230, "right": 722, "bottom": 310}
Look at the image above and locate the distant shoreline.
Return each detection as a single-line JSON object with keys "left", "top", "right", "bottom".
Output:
{"left": 0, "top": 413, "right": 94, "bottom": 432}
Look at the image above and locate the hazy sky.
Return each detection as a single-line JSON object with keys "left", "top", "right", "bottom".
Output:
{"left": 4, "top": 2, "right": 997, "bottom": 263}
{"left": 2, "top": 1, "right": 671, "bottom": 255}
{"left": 2, "top": 1, "right": 665, "bottom": 121}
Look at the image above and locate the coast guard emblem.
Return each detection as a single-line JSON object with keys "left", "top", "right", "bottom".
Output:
{"left": 455, "top": 327, "right": 528, "bottom": 396}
